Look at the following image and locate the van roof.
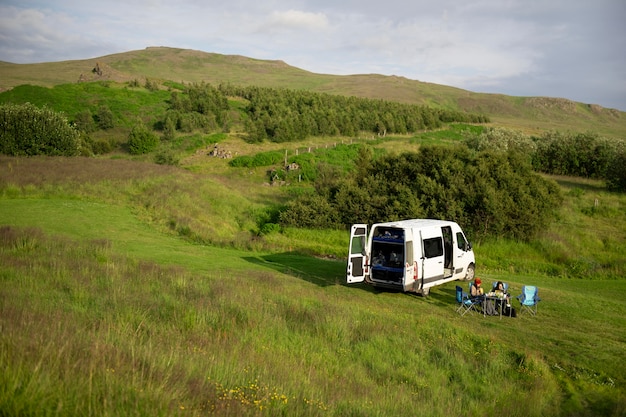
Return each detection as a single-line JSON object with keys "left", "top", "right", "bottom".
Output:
{"left": 372, "top": 219, "right": 459, "bottom": 229}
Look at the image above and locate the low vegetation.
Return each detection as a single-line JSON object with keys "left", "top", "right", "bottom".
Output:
{"left": 0, "top": 53, "right": 625, "bottom": 415}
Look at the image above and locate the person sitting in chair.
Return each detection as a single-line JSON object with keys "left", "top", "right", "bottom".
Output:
{"left": 494, "top": 281, "right": 511, "bottom": 306}
{"left": 473, "top": 277, "right": 496, "bottom": 315}
{"left": 494, "top": 281, "right": 516, "bottom": 317}
{"left": 471, "top": 277, "right": 484, "bottom": 297}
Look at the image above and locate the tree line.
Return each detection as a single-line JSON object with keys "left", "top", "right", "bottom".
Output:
{"left": 466, "top": 127, "right": 626, "bottom": 192}
{"left": 218, "top": 84, "right": 489, "bottom": 142}
{"left": 1, "top": 82, "right": 624, "bottom": 193}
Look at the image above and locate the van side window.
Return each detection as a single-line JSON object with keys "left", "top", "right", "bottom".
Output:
{"left": 456, "top": 232, "right": 468, "bottom": 251}
{"left": 423, "top": 237, "right": 443, "bottom": 258}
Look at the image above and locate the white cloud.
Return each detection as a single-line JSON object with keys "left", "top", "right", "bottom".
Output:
{"left": 268, "top": 10, "right": 329, "bottom": 31}
{"left": 0, "top": 0, "right": 624, "bottom": 109}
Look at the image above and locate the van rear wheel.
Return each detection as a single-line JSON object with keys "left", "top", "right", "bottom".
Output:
{"left": 465, "top": 264, "right": 475, "bottom": 281}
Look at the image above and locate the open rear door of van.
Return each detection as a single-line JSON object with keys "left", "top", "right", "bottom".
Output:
{"left": 347, "top": 224, "right": 368, "bottom": 283}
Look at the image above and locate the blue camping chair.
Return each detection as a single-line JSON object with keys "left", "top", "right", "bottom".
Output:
{"left": 517, "top": 285, "right": 541, "bottom": 315}
{"left": 456, "top": 285, "right": 481, "bottom": 316}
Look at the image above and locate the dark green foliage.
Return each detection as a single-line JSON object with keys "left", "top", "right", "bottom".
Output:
{"left": 280, "top": 145, "right": 562, "bottom": 241}
{"left": 127, "top": 122, "right": 159, "bottom": 155}
{"left": 0, "top": 103, "right": 81, "bottom": 156}
{"left": 91, "top": 139, "right": 113, "bottom": 155}
{"left": 95, "top": 105, "right": 114, "bottom": 130}
{"left": 279, "top": 193, "right": 342, "bottom": 229}
{"left": 144, "top": 78, "right": 160, "bottom": 91}
{"left": 73, "top": 109, "right": 97, "bottom": 133}
{"left": 163, "top": 83, "right": 229, "bottom": 134}
{"left": 532, "top": 131, "right": 623, "bottom": 179}
{"left": 220, "top": 85, "right": 489, "bottom": 143}
{"left": 154, "top": 149, "right": 180, "bottom": 166}
{"left": 162, "top": 117, "right": 176, "bottom": 141}
{"left": 606, "top": 149, "right": 626, "bottom": 192}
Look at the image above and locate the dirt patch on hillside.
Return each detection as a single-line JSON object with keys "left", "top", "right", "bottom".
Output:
{"left": 0, "top": 156, "right": 189, "bottom": 187}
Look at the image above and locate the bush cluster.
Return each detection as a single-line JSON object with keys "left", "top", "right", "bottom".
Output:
{"left": 279, "top": 145, "right": 562, "bottom": 241}
{"left": 532, "top": 131, "right": 626, "bottom": 191}
{"left": 467, "top": 128, "right": 626, "bottom": 192}
{"left": 0, "top": 103, "right": 81, "bottom": 156}
{"left": 163, "top": 82, "right": 230, "bottom": 135}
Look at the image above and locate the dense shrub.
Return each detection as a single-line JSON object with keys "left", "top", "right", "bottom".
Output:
{"left": 0, "top": 103, "right": 81, "bottom": 156}
{"left": 95, "top": 105, "right": 114, "bottom": 130}
{"left": 154, "top": 149, "right": 180, "bottom": 166}
{"left": 73, "top": 109, "right": 97, "bottom": 133}
{"left": 465, "top": 127, "right": 536, "bottom": 154}
{"left": 606, "top": 149, "right": 626, "bottom": 192}
{"left": 127, "top": 122, "right": 159, "bottom": 155}
{"left": 532, "top": 131, "right": 622, "bottom": 179}
{"left": 164, "top": 83, "right": 229, "bottom": 134}
{"left": 280, "top": 145, "right": 562, "bottom": 241}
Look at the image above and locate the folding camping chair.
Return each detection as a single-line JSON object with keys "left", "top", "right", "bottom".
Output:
{"left": 456, "top": 285, "right": 481, "bottom": 316}
{"left": 516, "top": 285, "right": 541, "bottom": 315}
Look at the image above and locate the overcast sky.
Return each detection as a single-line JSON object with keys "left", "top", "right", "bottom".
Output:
{"left": 1, "top": 0, "right": 625, "bottom": 110}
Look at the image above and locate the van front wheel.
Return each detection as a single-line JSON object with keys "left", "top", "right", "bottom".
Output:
{"left": 465, "top": 264, "right": 475, "bottom": 281}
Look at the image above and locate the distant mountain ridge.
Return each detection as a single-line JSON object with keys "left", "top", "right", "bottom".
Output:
{"left": 0, "top": 46, "right": 624, "bottom": 137}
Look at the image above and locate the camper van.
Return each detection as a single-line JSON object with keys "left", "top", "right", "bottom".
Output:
{"left": 347, "top": 219, "right": 475, "bottom": 295}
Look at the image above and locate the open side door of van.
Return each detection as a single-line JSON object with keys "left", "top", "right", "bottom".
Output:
{"left": 347, "top": 224, "right": 368, "bottom": 283}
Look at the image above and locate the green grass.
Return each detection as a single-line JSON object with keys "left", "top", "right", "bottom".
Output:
{"left": 0, "top": 70, "right": 625, "bottom": 414}
{"left": 0, "top": 82, "right": 171, "bottom": 128}
{"left": 1, "top": 223, "right": 623, "bottom": 416}
{"left": 1, "top": 148, "right": 625, "bottom": 416}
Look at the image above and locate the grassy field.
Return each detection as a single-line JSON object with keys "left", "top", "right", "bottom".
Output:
{"left": 1, "top": 50, "right": 625, "bottom": 415}
{"left": 1, "top": 144, "right": 625, "bottom": 416}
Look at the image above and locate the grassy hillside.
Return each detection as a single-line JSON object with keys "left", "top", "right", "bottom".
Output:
{"left": 1, "top": 46, "right": 624, "bottom": 138}
{"left": 0, "top": 45, "right": 625, "bottom": 416}
{"left": 1, "top": 145, "right": 625, "bottom": 416}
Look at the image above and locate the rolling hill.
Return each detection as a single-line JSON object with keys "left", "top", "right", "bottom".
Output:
{"left": 1, "top": 46, "right": 626, "bottom": 416}
{"left": 1, "top": 46, "right": 624, "bottom": 138}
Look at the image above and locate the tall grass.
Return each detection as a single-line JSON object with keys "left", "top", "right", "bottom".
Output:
{"left": 1, "top": 224, "right": 625, "bottom": 416}
{"left": 2, "top": 226, "right": 586, "bottom": 416}
{"left": 0, "top": 148, "right": 625, "bottom": 416}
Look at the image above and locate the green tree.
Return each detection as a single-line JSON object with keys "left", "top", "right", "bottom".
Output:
{"left": 0, "top": 103, "right": 81, "bottom": 156}
{"left": 95, "top": 105, "right": 114, "bottom": 130}
{"left": 74, "top": 110, "right": 96, "bottom": 133}
{"left": 279, "top": 145, "right": 562, "bottom": 241}
{"left": 606, "top": 150, "right": 626, "bottom": 192}
{"left": 127, "top": 122, "right": 159, "bottom": 155}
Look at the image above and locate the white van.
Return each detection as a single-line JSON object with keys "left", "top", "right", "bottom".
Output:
{"left": 347, "top": 219, "right": 475, "bottom": 295}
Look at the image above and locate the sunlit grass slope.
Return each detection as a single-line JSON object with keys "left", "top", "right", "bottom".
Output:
{"left": 2, "top": 221, "right": 625, "bottom": 416}
{"left": 1, "top": 151, "right": 625, "bottom": 416}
